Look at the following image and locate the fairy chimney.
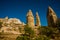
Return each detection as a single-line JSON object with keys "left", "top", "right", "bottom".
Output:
{"left": 36, "top": 12, "right": 41, "bottom": 26}
{"left": 26, "top": 9, "right": 34, "bottom": 27}
{"left": 47, "top": 6, "right": 58, "bottom": 27}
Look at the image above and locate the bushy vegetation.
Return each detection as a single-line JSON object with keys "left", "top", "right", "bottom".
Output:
{"left": 16, "top": 21, "right": 60, "bottom": 40}
{"left": 17, "top": 25, "right": 35, "bottom": 40}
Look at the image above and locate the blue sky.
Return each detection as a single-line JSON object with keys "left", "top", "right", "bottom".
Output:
{"left": 0, "top": 0, "right": 60, "bottom": 26}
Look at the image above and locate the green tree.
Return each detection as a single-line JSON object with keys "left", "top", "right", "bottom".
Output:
{"left": 56, "top": 19, "right": 60, "bottom": 31}
{"left": 16, "top": 25, "right": 35, "bottom": 40}
{"left": 24, "top": 25, "right": 35, "bottom": 40}
{"left": 16, "top": 36, "right": 30, "bottom": 40}
{"left": 0, "top": 22, "right": 3, "bottom": 29}
{"left": 34, "top": 35, "right": 50, "bottom": 40}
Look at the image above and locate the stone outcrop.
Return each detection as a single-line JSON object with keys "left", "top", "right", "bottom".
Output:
{"left": 0, "top": 17, "right": 25, "bottom": 34}
{"left": 26, "top": 9, "right": 34, "bottom": 27}
{"left": 0, "top": 33, "right": 19, "bottom": 40}
{"left": 47, "top": 6, "right": 58, "bottom": 27}
{"left": 36, "top": 12, "right": 41, "bottom": 26}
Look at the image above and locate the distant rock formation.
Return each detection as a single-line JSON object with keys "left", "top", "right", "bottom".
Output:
{"left": 26, "top": 9, "right": 41, "bottom": 28}
{"left": 26, "top": 9, "right": 34, "bottom": 27}
{"left": 47, "top": 6, "right": 58, "bottom": 27}
{"left": 36, "top": 12, "right": 41, "bottom": 26}
{"left": 7, "top": 18, "right": 22, "bottom": 24}
{"left": 0, "top": 17, "right": 25, "bottom": 25}
{"left": 0, "top": 17, "right": 25, "bottom": 34}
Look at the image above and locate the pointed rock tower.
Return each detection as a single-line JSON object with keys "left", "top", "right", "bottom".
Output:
{"left": 47, "top": 6, "right": 58, "bottom": 27}
{"left": 36, "top": 12, "right": 41, "bottom": 26}
{"left": 26, "top": 9, "right": 34, "bottom": 27}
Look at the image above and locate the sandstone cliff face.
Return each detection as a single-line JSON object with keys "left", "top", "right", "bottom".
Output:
{"left": 26, "top": 10, "right": 34, "bottom": 27}
{"left": 47, "top": 6, "right": 58, "bottom": 27}
{"left": 0, "top": 17, "right": 25, "bottom": 34}
{"left": 36, "top": 12, "right": 41, "bottom": 26}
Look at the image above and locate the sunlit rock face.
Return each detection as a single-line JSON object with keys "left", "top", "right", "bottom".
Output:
{"left": 0, "top": 17, "right": 25, "bottom": 34}
{"left": 1, "top": 27, "right": 20, "bottom": 34}
{"left": 36, "top": 12, "right": 41, "bottom": 27}
{"left": 26, "top": 9, "right": 34, "bottom": 27}
{"left": 0, "top": 17, "right": 25, "bottom": 25}
{"left": 7, "top": 18, "right": 22, "bottom": 24}
{"left": 47, "top": 6, "right": 58, "bottom": 27}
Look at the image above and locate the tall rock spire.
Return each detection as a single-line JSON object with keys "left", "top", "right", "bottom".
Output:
{"left": 36, "top": 12, "right": 41, "bottom": 26}
{"left": 26, "top": 10, "right": 34, "bottom": 17}
{"left": 47, "top": 6, "right": 58, "bottom": 27}
{"left": 26, "top": 9, "right": 34, "bottom": 27}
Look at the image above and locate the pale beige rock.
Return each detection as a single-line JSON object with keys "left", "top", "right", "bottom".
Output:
{"left": 36, "top": 12, "right": 41, "bottom": 26}
{"left": 26, "top": 9, "right": 34, "bottom": 27}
